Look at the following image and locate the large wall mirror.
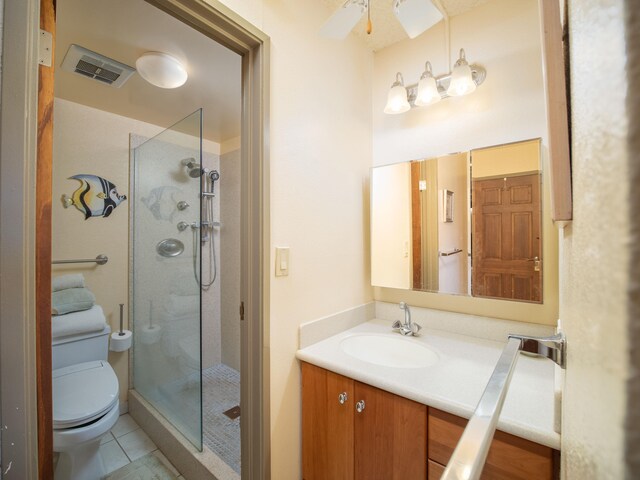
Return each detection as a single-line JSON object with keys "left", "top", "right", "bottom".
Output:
{"left": 371, "top": 138, "right": 543, "bottom": 304}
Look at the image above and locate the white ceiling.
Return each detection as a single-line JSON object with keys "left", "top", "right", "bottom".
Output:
{"left": 320, "top": 0, "right": 491, "bottom": 51}
{"left": 55, "top": 0, "right": 242, "bottom": 143}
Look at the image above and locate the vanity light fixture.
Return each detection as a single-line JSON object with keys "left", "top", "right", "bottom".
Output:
{"left": 447, "top": 48, "right": 476, "bottom": 96}
{"left": 136, "top": 52, "right": 188, "bottom": 89}
{"left": 415, "top": 61, "right": 441, "bottom": 106}
{"left": 383, "top": 72, "right": 411, "bottom": 114}
{"left": 383, "top": 49, "right": 486, "bottom": 114}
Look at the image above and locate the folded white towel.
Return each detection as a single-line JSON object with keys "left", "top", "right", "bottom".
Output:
{"left": 52, "top": 305, "right": 107, "bottom": 339}
{"left": 52, "top": 274, "right": 85, "bottom": 292}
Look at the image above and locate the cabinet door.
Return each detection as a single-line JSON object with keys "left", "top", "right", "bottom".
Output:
{"left": 302, "top": 362, "right": 354, "bottom": 480}
{"left": 354, "top": 381, "right": 427, "bottom": 480}
{"left": 428, "top": 408, "right": 558, "bottom": 480}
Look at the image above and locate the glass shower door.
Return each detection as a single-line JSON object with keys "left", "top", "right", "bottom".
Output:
{"left": 131, "top": 109, "right": 203, "bottom": 450}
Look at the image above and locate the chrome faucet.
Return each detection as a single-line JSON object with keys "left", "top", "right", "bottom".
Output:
{"left": 392, "top": 302, "right": 422, "bottom": 336}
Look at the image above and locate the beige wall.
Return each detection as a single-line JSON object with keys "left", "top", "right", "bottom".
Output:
{"left": 371, "top": 162, "right": 412, "bottom": 289}
{"left": 212, "top": 1, "right": 374, "bottom": 478}
{"left": 437, "top": 153, "right": 468, "bottom": 294}
{"left": 372, "top": 0, "right": 547, "bottom": 166}
{"left": 372, "top": 0, "right": 558, "bottom": 325}
{"left": 220, "top": 143, "right": 241, "bottom": 371}
{"left": 52, "top": 98, "right": 163, "bottom": 406}
{"left": 560, "top": 0, "right": 630, "bottom": 477}
{"left": 472, "top": 138, "right": 540, "bottom": 179}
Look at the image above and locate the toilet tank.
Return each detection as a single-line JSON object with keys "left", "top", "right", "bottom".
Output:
{"left": 52, "top": 325, "right": 111, "bottom": 370}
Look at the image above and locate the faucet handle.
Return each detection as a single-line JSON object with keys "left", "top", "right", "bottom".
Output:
{"left": 392, "top": 320, "right": 402, "bottom": 330}
{"left": 410, "top": 323, "right": 422, "bottom": 336}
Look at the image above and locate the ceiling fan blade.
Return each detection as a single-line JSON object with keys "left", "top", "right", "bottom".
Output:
{"left": 393, "top": 0, "right": 443, "bottom": 39}
{"left": 320, "top": 0, "right": 367, "bottom": 40}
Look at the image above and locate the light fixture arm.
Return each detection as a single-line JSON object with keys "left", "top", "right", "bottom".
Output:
{"left": 454, "top": 48, "right": 468, "bottom": 67}
{"left": 420, "top": 61, "right": 434, "bottom": 79}
{"left": 392, "top": 71, "right": 405, "bottom": 88}
{"left": 406, "top": 63, "right": 486, "bottom": 104}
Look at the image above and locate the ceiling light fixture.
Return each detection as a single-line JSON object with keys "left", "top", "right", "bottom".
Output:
{"left": 383, "top": 72, "right": 411, "bottom": 114}
{"left": 320, "top": 0, "right": 443, "bottom": 40}
{"left": 135, "top": 52, "right": 188, "bottom": 89}
{"left": 383, "top": 50, "right": 486, "bottom": 114}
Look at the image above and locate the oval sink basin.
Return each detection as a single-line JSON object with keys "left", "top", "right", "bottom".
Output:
{"left": 340, "top": 334, "right": 439, "bottom": 368}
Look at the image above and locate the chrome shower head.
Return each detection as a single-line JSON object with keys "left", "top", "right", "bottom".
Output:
{"left": 181, "top": 157, "right": 203, "bottom": 178}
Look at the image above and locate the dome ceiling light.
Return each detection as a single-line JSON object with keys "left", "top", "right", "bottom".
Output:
{"left": 135, "top": 52, "right": 188, "bottom": 89}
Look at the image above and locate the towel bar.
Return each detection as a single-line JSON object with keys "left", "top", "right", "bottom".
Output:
{"left": 441, "top": 333, "right": 565, "bottom": 480}
{"left": 440, "top": 248, "right": 463, "bottom": 257}
{"left": 52, "top": 254, "right": 108, "bottom": 266}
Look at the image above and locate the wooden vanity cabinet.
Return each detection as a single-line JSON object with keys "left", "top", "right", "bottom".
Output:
{"left": 427, "top": 408, "right": 559, "bottom": 479}
{"left": 302, "top": 362, "right": 354, "bottom": 480}
{"left": 354, "top": 381, "right": 427, "bottom": 480}
{"left": 302, "top": 363, "right": 558, "bottom": 480}
{"left": 302, "top": 362, "right": 427, "bottom": 480}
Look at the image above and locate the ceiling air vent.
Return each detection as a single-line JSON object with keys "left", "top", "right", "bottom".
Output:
{"left": 61, "top": 44, "right": 135, "bottom": 88}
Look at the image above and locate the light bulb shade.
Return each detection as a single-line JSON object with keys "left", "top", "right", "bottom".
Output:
{"left": 384, "top": 84, "right": 410, "bottom": 114}
{"left": 447, "top": 51, "right": 476, "bottom": 97}
{"left": 136, "top": 52, "right": 188, "bottom": 89}
{"left": 415, "top": 75, "right": 441, "bottom": 106}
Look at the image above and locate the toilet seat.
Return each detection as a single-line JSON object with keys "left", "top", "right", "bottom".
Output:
{"left": 53, "top": 360, "right": 119, "bottom": 429}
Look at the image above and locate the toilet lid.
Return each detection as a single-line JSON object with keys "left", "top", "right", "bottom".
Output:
{"left": 53, "top": 360, "right": 119, "bottom": 429}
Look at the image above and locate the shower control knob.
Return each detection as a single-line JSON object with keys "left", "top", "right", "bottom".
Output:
{"left": 177, "top": 201, "right": 190, "bottom": 211}
{"left": 177, "top": 221, "right": 190, "bottom": 232}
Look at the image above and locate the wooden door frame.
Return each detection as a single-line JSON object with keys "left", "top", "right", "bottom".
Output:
{"left": 0, "top": 0, "right": 270, "bottom": 478}
{"left": 0, "top": 0, "right": 47, "bottom": 478}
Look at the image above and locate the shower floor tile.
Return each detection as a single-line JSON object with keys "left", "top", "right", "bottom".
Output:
{"left": 202, "top": 363, "right": 241, "bottom": 474}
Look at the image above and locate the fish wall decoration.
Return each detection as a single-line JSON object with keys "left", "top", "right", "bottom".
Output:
{"left": 62, "top": 174, "right": 127, "bottom": 219}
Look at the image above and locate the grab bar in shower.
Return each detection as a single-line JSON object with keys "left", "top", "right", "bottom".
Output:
{"left": 52, "top": 254, "right": 109, "bottom": 266}
{"left": 441, "top": 332, "right": 566, "bottom": 480}
{"left": 440, "top": 248, "right": 463, "bottom": 257}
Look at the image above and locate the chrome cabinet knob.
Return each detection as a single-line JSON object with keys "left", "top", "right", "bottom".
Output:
{"left": 355, "top": 400, "right": 365, "bottom": 413}
{"left": 338, "top": 392, "right": 348, "bottom": 405}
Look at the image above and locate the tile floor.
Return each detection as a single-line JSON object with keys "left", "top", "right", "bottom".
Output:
{"left": 202, "top": 364, "right": 241, "bottom": 474}
{"left": 99, "top": 413, "right": 185, "bottom": 478}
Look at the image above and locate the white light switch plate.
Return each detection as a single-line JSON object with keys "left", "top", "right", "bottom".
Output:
{"left": 275, "top": 247, "right": 290, "bottom": 276}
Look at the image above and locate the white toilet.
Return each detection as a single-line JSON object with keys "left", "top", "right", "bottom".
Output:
{"left": 52, "top": 325, "right": 120, "bottom": 480}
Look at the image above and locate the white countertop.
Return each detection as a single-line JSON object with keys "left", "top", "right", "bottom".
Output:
{"left": 296, "top": 318, "right": 560, "bottom": 450}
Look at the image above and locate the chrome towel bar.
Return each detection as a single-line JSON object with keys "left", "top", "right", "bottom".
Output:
{"left": 52, "top": 254, "right": 109, "bottom": 266}
{"left": 440, "top": 248, "right": 463, "bottom": 257}
{"left": 441, "top": 333, "right": 566, "bottom": 480}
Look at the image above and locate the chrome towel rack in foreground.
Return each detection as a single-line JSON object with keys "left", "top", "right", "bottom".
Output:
{"left": 441, "top": 333, "right": 566, "bottom": 480}
{"left": 51, "top": 254, "right": 109, "bottom": 266}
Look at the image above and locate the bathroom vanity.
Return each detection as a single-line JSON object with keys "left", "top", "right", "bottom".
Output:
{"left": 297, "top": 318, "right": 560, "bottom": 479}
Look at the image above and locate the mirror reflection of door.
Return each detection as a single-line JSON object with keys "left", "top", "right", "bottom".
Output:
{"left": 471, "top": 139, "right": 542, "bottom": 302}
{"left": 370, "top": 139, "right": 543, "bottom": 303}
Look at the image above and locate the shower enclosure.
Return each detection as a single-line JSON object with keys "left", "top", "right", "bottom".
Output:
{"left": 130, "top": 109, "right": 242, "bottom": 476}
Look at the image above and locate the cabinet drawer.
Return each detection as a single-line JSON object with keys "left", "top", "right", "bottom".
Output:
{"left": 428, "top": 408, "right": 558, "bottom": 480}
{"left": 428, "top": 459, "right": 445, "bottom": 479}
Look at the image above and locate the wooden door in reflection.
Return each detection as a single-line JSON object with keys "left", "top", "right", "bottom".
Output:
{"left": 472, "top": 173, "right": 542, "bottom": 302}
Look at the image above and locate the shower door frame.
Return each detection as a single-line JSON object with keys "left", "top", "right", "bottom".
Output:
{"left": 139, "top": 1, "right": 271, "bottom": 478}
